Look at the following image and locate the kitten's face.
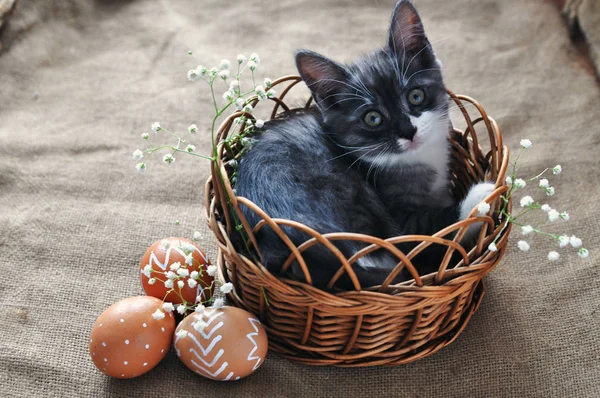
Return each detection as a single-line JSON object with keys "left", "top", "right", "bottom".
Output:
{"left": 296, "top": 0, "right": 449, "bottom": 165}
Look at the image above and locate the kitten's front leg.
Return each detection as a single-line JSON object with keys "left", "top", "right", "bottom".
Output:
{"left": 459, "top": 182, "right": 496, "bottom": 240}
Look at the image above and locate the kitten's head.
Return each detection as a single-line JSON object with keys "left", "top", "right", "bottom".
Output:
{"left": 296, "top": 0, "right": 449, "bottom": 165}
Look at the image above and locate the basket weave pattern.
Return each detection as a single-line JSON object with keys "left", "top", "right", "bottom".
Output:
{"left": 205, "top": 76, "right": 512, "bottom": 366}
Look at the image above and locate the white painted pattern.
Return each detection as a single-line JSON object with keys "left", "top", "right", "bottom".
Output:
{"left": 148, "top": 242, "right": 210, "bottom": 271}
{"left": 245, "top": 318, "right": 262, "bottom": 371}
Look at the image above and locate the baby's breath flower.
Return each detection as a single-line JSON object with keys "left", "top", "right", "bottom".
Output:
{"left": 132, "top": 149, "right": 144, "bottom": 160}
{"left": 249, "top": 53, "right": 260, "bottom": 65}
{"left": 190, "top": 270, "right": 199, "bottom": 280}
{"left": 207, "top": 67, "right": 218, "bottom": 78}
{"left": 177, "top": 280, "right": 185, "bottom": 289}
{"left": 223, "top": 90, "right": 234, "bottom": 101}
{"left": 514, "top": 179, "right": 526, "bottom": 188}
{"left": 220, "top": 282, "right": 234, "bottom": 294}
{"left": 207, "top": 265, "right": 217, "bottom": 276}
{"left": 169, "top": 262, "right": 181, "bottom": 271}
{"left": 151, "top": 122, "right": 161, "bottom": 132}
{"left": 176, "top": 329, "right": 188, "bottom": 338}
{"left": 187, "top": 69, "right": 200, "bottom": 81}
{"left": 192, "top": 320, "right": 207, "bottom": 332}
{"left": 488, "top": 242, "right": 498, "bottom": 252}
{"left": 192, "top": 230, "right": 202, "bottom": 240}
{"left": 177, "top": 268, "right": 190, "bottom": 278}
{"left": 152, "top": 309, "right": 165, "bottom": 320}
{"left": 235, "top": 98, "right": 245, "bottom": 110}
{"left": 520, "top": 139, "right": 532, "bottom": 149}
{"left": 237, "top": 54, "right": 246, "bottom": 64}
{"left": 519, "top": 196, "right": 534, "bottom": 207}
{"left": 477, "top": 202, "right": 491, "bottom": 216}
{"left": 187, "top": 278, "right": 197, "bottom": 288}
{"left": 578, "top": 248, "right": 589, "bottom": 258}
{"left": 548, "top": 209, "right": 560, "bottom": 222}
{"left": 517, "top": 240, "right": 530, "bottom": 252}
{"left": 182, "top": 243, "right": 195, "bottom": 253}
{"left": 197, "top": 65, "right": 208, "bottom": 76}
{"left": 545, "top": 187, "right": 555, "bottom": 196}
{"left": 553, "top": 165, "right": 562, "bottom": 175}
{"left": 242, "top": 104, "right": 253, "bottom": 113}
{"left": 560, "top": 211, "right": 570, "bottom": 221}
{"left": 569, "top": 236, "right": 582, "bottom": 248}
{"left": 135, "top": 163, "right": 146, "bottom": 174}
{"left": 218, "top": 69, "right": 230, "bottom": 80}
{"left": 141, "top": 132, "right": 149, "bottom": 140}
{"left": 547, "top": 251, "right": 560, "bottom": 261}
{"left": 195, "top": 304, "right": 205, "bottom": 314}
{"left": 255, "top": 119, "right": 265, "bottom": 128}
{"left": 505, "top": 176, "right": 513, "bottom": 185}
{"left": 219, "top": 59, "right": 231, "bottom": 70}
{"left": 162, "top": 302, "right": 175, "bottom": 312}
{"left": 188, "top": 124, "right": 198, "bottom": 134}
{"left": 164, "top": 279, "right": 174, "bottom": 289}
{"left": 212, "top": 298, "right": 224, "bottom": 309}
{"left": 264, "top": 78, "right": 272, "bottom": 88}
{"left": 166, "top": 271, "right": 177, "bottom": 280}
{"left": 541, "top": 204, "right": 551, "bottom": 212}
{"left": 162, "top": 154, "right": 175, "bottom": 165}
{"left": 176, "top": 305, "right": 186, "bottom": 315}
{"left": 143, "top": 264, "right": 152, "bottom": 273}
{"left": 185, "top": 253, "right": 194, "bottom": 266}
{"left": 539, "top": 178, "right": 549, "bottom": 188}
{"left": 558, "top": 235, "right": 570, "bottom": 247}
{"left": 266, "top": 89, "right": 276, "bottom": 98}
{"left": 247, "top": 60, "right": 257, "bottom": 71}
{"left": 229, "top": 80, "right": 240, "bottom": 91}
{"left": 148, "top": 277, "right": 157, "bottom": 285}
{"left": 521, "top": 225, "right": 534, "bottom": 235}
{"left": 185, "top": 144, "right": 196, "bottom": 153}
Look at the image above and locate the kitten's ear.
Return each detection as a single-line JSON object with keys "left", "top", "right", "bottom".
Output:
{"left": 388, "top": 0, "right": 429, "bottom": 55}
{"left": 295, "top": 50, "right": 349, "bottom": 109}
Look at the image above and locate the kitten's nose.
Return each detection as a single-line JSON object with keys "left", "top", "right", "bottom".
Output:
{"left": 405, "top": 126, "right": 417, "bottom": 141}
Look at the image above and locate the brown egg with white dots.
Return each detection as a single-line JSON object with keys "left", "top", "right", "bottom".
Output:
{"left": 89, "top": 296, "right": 175, "bottom": 379}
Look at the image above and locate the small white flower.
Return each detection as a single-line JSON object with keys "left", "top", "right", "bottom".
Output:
{"left": 538, "top": 178, "right": 549, "bottom": 188}
{"left": 247, "top": 60, "right": 257, "bottom": 71}
{"left": 192, "top": 320, "right": 207, "bottom": 332}
{"left": 560, "top": 211, "right": 570, "bottom": 221}
{"left": 505, "top": 176, "right": 513, "bottom": 185}
{"left": 242, "top": 104, "right": 253, "bottom": 113}
{"left": 143, "top": 264, "right": 152, "bottom": 273}
{"left": 541, "top": 204, "right": 551, "bottom": 212}
{"left": 520, "top": 139, "right": 532, "bottom": 148}
{"left": 162, "top": 302, "right": 174, "bottom": 312}
{"left": 547, "top": 251, "right": 560, "bottom": 261}
{"left": 488, "top": 242, "right": 498, "bottom": 252}
{"left": 166, "top": 271, "right": 177, "bottom": 280}
{"left": 151, "top": 122, "right": 161, "bottom": 132}
{"left": 140, "top": 269, "right": 151, "bottom": 278}
{"left": 187, "top": 69, "right": 199, "bottom": 81}
{"left": 219, "top": 59, "right": 231, "bottom": 70}
{"left": 249, "top": 53, "right": 260, "bottom": 64}
{"left": 220, "top": 282, "right": 234, "bottom": 294}
{"left": 208, "top": 67, "right": 219, "bottom": 78}
{"left": 519, "top": 196, "right": 534, "bottom": 207}
{"left": 514, "top": 179, "right": 526, "bottom": 188}
{"left": 255, "top": 119, "right": 265, "bottom": 128}
{"left": 545, "top": 187, "right": 555, "bottom": 196}
{"left": 177, "top": 268, "right": 190, "bottom": 278}
{"left": 254, "top": 84, "right": 265, "bottom": 94}
{"left": 169, "top": 262, "right": 181, "bottom": 271}
{"left": 229, "top": 80, "right": 240, "bottom": 91}
{"left": 207, "top": 265, "right": 217, "bottom": 276}
{"left": 185, "top": 253, "right": 194, "bottom": 266}
{"left": 188, "top": 124, "right": 197, "bottom": 134}
{"left": 192, "top": 231, "right": 202, "bottom": 241}
{"left": 152, "top": 309, "right": 165, "bottom": 320}
{"left": 266, "top": 89, "right": 276, "bottom": 98}
{"left": 185, "top": 144, "right": 196, "bottom": 153}
{"left": 162, "top": 154, "right": 175, "bottom": 165}
{"left": 477, "top": 202, "right": 491, "bottom": 216}
{"left": 569, "top": 236, "right": 582, "bottom": 248}
{"left": 141, "top": 132, "right": 149, "bottom": 140}
{"left": 264, "top": 78, "right": 272, "bottom": 88}
{"left": 548, "top": 209, "right": 560, "bottom": 222}
{"left": 517, "top": 240, "right": 530, "bottom": 252}
{"left": 176, "top": 329, "right": 188, "bottom": 338}
{"left": 558, "top": 235, "right": 570, "bottom": 248}
{"left": 159, "top": 239, "right": 171, "bottom": 250}
{"left": 552, "top": 165, "right": 562, "bottom": 175}
{"left": 223, "top": 90, "right": 234, "bottom": 101}
{"left": 177, "top": 280, "right": 185, "bottom": 289}
{"left": 578, "top": 248, "right": 589, "bottom": 259}
{"left": 132, "top": 149, "right": 144, "bottom": 160}
{"left": 212, "top": 298, "right": 224, "bottom": 309}
{"left": 521, "top": 225, "right": 534, "bottom": 235}
{"left": 148, "top": 277, "right": 157, "bottom": 285}
{"left": 176, "top": 305, "right": 186, "bottom": 315}
{"left": 197, "top": 65, "right": 208, "bottom": 76}
{"left": 164, "top": 279, "right": 174, "bottom": 289}
{"left": 218, "top": 69, "right": 230, "bottom": 80}
{"left": 187, "top": 278, "right": 197, "bottom": 288}
{"left": 190, "top": 270, "right": 199, "bottom": 280}
{"left": 195, "top": 304, "right": 205, "bottom": 314}
{"left": 235, "top": 98, "right": 245, "bottom": 110}
{"left": 237, "top": 54, "right": 246, "bottom": 64}
{"left": 195, "top": 295, "right": 203, "bottom": 303}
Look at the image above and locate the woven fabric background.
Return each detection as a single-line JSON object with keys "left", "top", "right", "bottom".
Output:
{"left": 0, "top": 0, "right": 598, "bottom": 397}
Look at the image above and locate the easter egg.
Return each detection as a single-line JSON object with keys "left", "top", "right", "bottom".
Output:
{"left": 174, "top": 306, "right": 268, "bottom": 381}
{"left": 89, "top": 296, "right": 175, "bottom": 379}
{"left": 140, "top": 238, "right": 214, "bottom": 305}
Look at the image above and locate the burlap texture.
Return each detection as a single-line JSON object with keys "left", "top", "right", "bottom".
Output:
{"left": 0, "top": 0, "right": 599, "bottom": 397}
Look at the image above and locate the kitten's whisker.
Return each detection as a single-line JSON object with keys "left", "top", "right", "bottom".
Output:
{"left": 402, "top": 37, "right": 448, "bottom": 81}
{"left": 346, "top": 143, "right": 385, "bottom": 171}
{"left": 405, "top": 68, "right": 442, "bottom": 84}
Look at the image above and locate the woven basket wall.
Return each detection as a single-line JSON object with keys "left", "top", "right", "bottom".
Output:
{"left": 205, "top": 76, "right": 512, "bottom": 367}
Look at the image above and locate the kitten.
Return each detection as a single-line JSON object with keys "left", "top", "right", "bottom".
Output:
{"left": 235, "top": 0, "right": 494, "bottom": 289}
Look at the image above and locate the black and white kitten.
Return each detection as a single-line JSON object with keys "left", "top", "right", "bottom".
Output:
{"left": 236, "top": 0, "right": 494, "bottom": 289}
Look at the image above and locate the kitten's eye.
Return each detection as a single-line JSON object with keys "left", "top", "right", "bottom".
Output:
{"left": 407, "top": 88, "right": 426, "bottom": 106}
{"left": 363, "top": 111, "right": 383, "bottom": 127}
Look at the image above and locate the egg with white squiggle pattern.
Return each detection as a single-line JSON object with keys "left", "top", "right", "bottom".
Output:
{"left": 174, "top": 306, "right": 268, "bottom": 381}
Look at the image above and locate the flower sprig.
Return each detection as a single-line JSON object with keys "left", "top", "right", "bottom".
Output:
{"left": 482, "top": 139, "right": 589, "bottom": 261}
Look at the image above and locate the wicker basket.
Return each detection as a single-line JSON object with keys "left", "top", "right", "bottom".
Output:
{"left": 205, "top": 76, "right": 512, "bottom": 367}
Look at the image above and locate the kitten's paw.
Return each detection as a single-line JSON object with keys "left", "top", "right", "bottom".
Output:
{"left": 459, "top": 182, "right": 496, "bottom": 220}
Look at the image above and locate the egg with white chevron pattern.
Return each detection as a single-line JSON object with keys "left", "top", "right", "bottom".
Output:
{"left": 174, "top": 306, "right": 268, "bottom": 381}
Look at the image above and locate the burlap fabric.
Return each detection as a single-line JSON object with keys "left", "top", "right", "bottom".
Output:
{"left": 1, "top": 0, "right": 598, "bottom": 397}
